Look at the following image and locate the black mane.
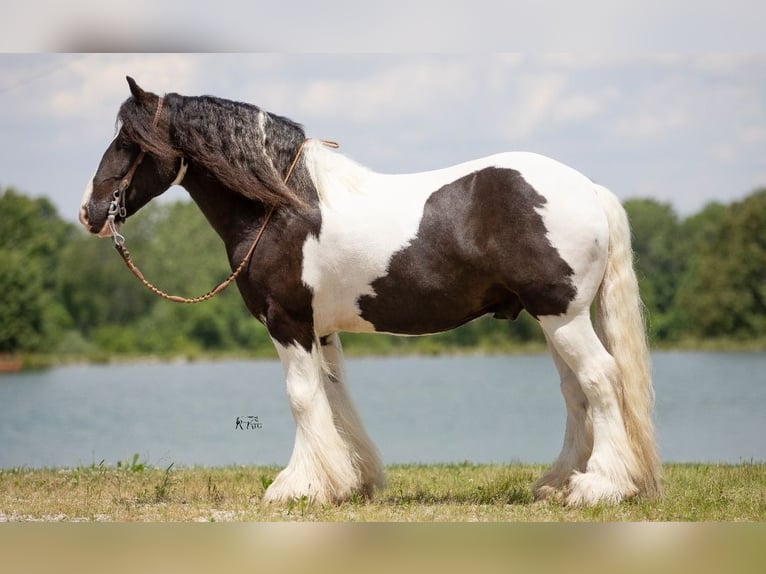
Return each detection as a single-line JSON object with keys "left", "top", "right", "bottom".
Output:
{"left": 118, "top": 92, "right": 309, "bottom": 208}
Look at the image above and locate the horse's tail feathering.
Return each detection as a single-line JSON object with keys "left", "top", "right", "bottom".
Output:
{"left": 592, "top": 184, "right": 662, "bottom": 498}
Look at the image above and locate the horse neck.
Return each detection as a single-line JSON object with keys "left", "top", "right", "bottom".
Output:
{"left": 181, "top": 167, "right": 270, "bottom": 247}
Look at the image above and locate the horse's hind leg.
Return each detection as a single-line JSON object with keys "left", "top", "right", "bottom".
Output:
{"left": 539, "top": 310, "right": 640, "bottom": 506}
{"left": 533, "top": 334, "right": 593, "bottom": 501}
{"left": 320, "top": 334, "right": 385, "bottom": 496}
{"left": 264, "top": 339, "right": 361, "bottom": 504}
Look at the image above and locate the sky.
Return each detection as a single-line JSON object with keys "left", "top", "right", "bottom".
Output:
{"left": 1, "top": 3, "right": 765, "bottom": 223}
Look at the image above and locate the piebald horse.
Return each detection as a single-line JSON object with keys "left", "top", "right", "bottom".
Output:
{"left": 80, "top": 77, "right": 660, "bottom": 506}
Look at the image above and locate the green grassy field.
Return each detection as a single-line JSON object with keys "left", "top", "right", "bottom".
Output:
{"left": 1, "top": 462, "right": 764, "bottom": 522}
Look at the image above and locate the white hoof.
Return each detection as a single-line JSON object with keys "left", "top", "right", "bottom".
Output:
{"left": 565, "top": 471, "right": 637, "bottom": 506}
{"left": 262, "top": 464, "right": 359, "bottom": 505}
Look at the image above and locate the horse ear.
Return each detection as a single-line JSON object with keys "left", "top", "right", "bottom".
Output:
{"left": 126, "top": 76, "right": 148, "bottom": 101}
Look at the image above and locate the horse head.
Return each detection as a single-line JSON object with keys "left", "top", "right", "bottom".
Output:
{"left": 79, "top": 76, "right": 186, "bottom": 237}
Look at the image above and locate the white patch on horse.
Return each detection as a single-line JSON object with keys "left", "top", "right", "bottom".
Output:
{"left": 509, "top": 153, "right": 610, "bottom": 312}
{"left": 256, "top": 111, "right": 267, "bottom": 142}
{"left": 79, "top": 173, "right": 95, "bottom": 227}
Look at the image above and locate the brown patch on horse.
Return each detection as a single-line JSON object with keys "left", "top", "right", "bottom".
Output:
{"left": 357, "top": 167, "right": 577, "bottom": 333}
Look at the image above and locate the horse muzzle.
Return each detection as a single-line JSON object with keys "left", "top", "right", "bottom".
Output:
{"left": 79, "top": 201, "right": 122, "bottom": 238}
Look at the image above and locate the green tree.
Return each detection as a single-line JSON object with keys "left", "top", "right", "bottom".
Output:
{"left": 57, "top": 232, "right": 158, "bottom": 336}
{"left": 0, "top": 188, "right": 74, "bottom": 262}
{"left": 623, "top": 199, "right": 683, "bottom": 341}
{"left": 675, "top": 190, "right": 766, "bottom": 339}
{"left": 0, "top": 249, "right": 46, "bottom": 352}
{"left": 676, "top": 202, "right": 727, "bottom": 264}
{"left": 666, "top": 202, "right": 727, "bottom": 339}
{"left": 0, "top": 188, "right": 76, "bottom": 352}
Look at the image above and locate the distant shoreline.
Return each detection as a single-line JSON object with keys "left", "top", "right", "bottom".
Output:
{"left": 9, "top": 338, "right": 765, "bottom": 371}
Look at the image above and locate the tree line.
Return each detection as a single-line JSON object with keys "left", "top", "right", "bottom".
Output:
{"left": 1, "top": 185, "right": 765, "bottom": 361}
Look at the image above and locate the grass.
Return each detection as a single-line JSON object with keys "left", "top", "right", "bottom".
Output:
{"left": 1, "top": 461, "right": 764, "bottom": 522}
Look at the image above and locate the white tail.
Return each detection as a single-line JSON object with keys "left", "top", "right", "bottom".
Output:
{"left": 592, "top": 185, "right": 662, "bottom": 497}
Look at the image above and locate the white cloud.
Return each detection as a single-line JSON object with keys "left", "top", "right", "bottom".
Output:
{"left": 739, "top": 125, "right": 766, "bottom": 145}
{"left": 712, "top": 125, "right": 766, "bottom": 164}
{"left": 613, "top": 109, "right": 690, "bottom": 139}
{"left": 48, "top": 55, "right": 199, "bottom": 119}
{"left": 539, "top": 54, "right": 634, "bottom": 70}
{"left": 552, "top": 88, "right": 619, "bottom": 123}
{"left": 297, "top": 59, "right": 477, "bottom": 123}
{"left": 490, "top": 73, "right": 569, "bottom": 140}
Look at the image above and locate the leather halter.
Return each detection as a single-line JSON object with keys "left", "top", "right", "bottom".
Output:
{"left": 107, "top": 96, "right": 165, "bottom": 245}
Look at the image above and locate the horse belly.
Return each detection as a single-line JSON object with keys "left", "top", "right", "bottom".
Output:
{"left": 358, "top": 277, "right": 512, "bottom": 336}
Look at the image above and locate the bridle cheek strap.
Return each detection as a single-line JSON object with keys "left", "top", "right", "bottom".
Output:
{"left": 107, "top": 149, "right": 145, "bottom": 246}
{"left": 108, "top": 97, "right": 190, "bottom": 243}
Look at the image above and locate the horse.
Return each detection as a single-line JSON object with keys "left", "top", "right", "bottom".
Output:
{"left": 79, "top": 77, "right": 661, "bottom": 506}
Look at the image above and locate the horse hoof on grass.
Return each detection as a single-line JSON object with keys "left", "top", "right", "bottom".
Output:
{"left": 565, "top": 471, "right": 637, "bottom": 507}
{"left": 533, "top": 484, "right": 565, "bottom": 503}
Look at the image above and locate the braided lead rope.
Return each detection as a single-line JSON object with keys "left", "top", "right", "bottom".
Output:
{"left": 114, "top": 205, "right": 275, "bottom": 304}
{"left": 113, "top": 138, "right": 336, "bottom": 304}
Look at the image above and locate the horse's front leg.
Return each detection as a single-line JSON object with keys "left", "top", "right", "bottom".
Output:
{"left": 263, "top": 336, "right": 362, "bottom": 504}
{"left": 320, "top": 333, "right": 385, "bottom": 497}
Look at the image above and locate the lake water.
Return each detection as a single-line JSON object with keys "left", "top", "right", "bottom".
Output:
{"left": 0, "top": 352, "right": 764, "bottom": 469}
